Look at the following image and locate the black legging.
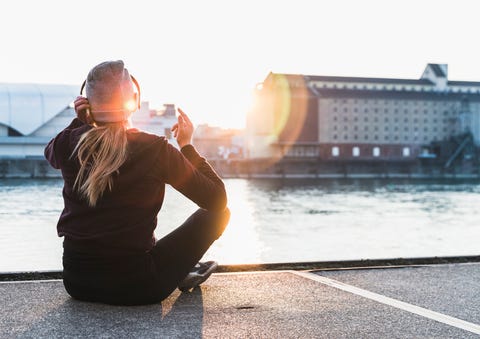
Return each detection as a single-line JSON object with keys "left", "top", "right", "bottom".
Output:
{"left": 62, "top": 208, "right": 230, "bottom": 305}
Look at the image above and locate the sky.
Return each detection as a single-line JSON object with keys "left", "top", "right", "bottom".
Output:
{"left": 2, "top": 0, "right": 480, "bottom": 129}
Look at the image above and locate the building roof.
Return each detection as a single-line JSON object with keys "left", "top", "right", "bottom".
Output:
{"left": 0, "top": 83, "right": 78, "bottom": 135}
{"left": 268, "top": 66, "right": 480, "bottom": 91}
{"left": 428, "top": 64, "right": 446, "bottom": 77}
{"left": 306, "top": 75, "right": 434, "bottom": 85}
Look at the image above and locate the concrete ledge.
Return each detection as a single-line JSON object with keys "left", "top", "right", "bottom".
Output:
{"left": 1, "top": 255, "right": 479, "bottom": 281}
{"left": 2, "top": 264, "right": 480, "bottom": 338}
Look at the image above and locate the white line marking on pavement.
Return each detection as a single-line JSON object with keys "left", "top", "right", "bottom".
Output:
{"left": 292, "top": 270, "right": 480, "bottom": 335}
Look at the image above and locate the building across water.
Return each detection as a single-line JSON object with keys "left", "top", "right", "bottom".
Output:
{"left": 2, "top": 64, "right": 480, "bottom": 179}
{"left": 243, "top": 64, "right": 480, "bottom": 177}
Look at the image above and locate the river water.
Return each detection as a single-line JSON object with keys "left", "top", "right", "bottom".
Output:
{"left": 0, "top": 178, "right": 479, "bottom": 272}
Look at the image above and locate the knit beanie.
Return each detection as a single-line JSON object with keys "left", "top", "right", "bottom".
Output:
{"left": 85, "top": 60, "right": 136, "bottom": 122}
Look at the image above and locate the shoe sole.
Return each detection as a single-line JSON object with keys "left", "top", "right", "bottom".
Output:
{"left": 178, "top": 262, "right": 218, "bottom": 292}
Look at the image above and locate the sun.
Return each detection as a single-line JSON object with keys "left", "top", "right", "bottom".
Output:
{"left": 125, "top": 99, "right": 137, "bottom": 112}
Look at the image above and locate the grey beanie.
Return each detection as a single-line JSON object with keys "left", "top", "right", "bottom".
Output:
{"left": 85, "top": 60, "right": 135, "bottom": 122}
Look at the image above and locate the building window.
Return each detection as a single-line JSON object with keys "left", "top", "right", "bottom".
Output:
{"left": 332, "top": 146, "right": 340, "bottom": 157}
{"left": 373, "top": 147, "right": 380, "bottom": 157}
{"left": 403, "top": 147, "right": 410, "bottom": 156}
{"left": 333, "top": 107, "right": 338, "bottom": 112}
{"left": 352, "top": 147, "right": 360, "bottom": 157}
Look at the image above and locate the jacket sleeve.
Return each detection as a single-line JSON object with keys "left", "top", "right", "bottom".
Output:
{"left": 44, "top": 118, "right": 88, "bottom": 169}
{"left": 162, "top": 143, "right": 227, "bottom": 211}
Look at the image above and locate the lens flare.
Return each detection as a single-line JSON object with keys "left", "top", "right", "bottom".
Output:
{"left": 125, "top": 99, "right": 137, "bottom": 112}
{"left": 247, "top": 73, "right": 310, "bottom": 172}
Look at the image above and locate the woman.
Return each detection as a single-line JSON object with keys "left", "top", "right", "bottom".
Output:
{"left": 44, "top": 60, "right": 230, "bottom": 305}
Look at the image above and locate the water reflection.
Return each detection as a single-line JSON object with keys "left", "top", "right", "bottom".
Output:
{"left": 0, "top": 178, "right": 479, "bottom": 271}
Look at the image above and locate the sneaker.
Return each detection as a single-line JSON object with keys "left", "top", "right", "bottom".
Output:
{"left": 178, "top": 261, "right": 218, "bottom": 292}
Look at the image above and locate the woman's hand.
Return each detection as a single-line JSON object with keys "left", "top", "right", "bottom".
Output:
{"left": 171, "top": 108, "right": 194, "bottom": 148}
{"left": 74, "top": 96, "right": 93, "bottom": 124}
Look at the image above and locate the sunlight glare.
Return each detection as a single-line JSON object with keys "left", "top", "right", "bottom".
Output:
{"left": 205, "top": 180, "right": 264, "bottom": 264}
{"left": 125, "top": 99, "right": 137, "bottom": 112}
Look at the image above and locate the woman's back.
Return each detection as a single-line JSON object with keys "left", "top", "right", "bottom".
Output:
{"left": 45, "top": 60, "right": 229, "bottom": 305}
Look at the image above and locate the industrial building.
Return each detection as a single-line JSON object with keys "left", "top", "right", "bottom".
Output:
{"left": 245, "top": 64, "right": 480, "bottom": 176}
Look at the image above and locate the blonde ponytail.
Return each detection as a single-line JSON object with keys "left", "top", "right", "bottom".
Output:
{"left": 73, "top": 123, "right": 128, "bottom": 207}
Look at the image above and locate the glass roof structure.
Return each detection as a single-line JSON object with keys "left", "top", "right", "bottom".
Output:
{"left": 0, "top": 83, "right": 78, "bottom": 135}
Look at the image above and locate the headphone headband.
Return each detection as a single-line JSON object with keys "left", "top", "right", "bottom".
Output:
{"left": 79, "top": 75, "right": 141, "bottom": 110}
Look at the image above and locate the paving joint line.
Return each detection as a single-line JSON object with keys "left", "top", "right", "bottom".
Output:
{"left": 292, "top": 270, "right": 480, "bottom": 335}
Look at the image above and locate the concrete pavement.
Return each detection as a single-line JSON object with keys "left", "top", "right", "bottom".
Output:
{"left": 1, "top": 262, "right": 479, "bottom": 338}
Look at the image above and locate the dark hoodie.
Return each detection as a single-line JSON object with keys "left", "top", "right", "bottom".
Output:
{"left": 44, "top": 118, "right": 227, "bottom": 255}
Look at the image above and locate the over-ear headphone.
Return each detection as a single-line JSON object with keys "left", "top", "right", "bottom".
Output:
{"left": 80, "top": 75, "right": 141, "bottom": 111}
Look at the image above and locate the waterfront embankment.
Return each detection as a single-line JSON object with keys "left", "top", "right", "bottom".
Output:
{"left": 1, "top": 258, "right": 480, "bottom": 338}
{"left": 2, "top": 158, "right": 480, "bottom": 179}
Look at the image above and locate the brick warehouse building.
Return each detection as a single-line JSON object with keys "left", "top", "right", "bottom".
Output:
{"left": 245, "top": 64, "right": 480, "bottom": 177}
